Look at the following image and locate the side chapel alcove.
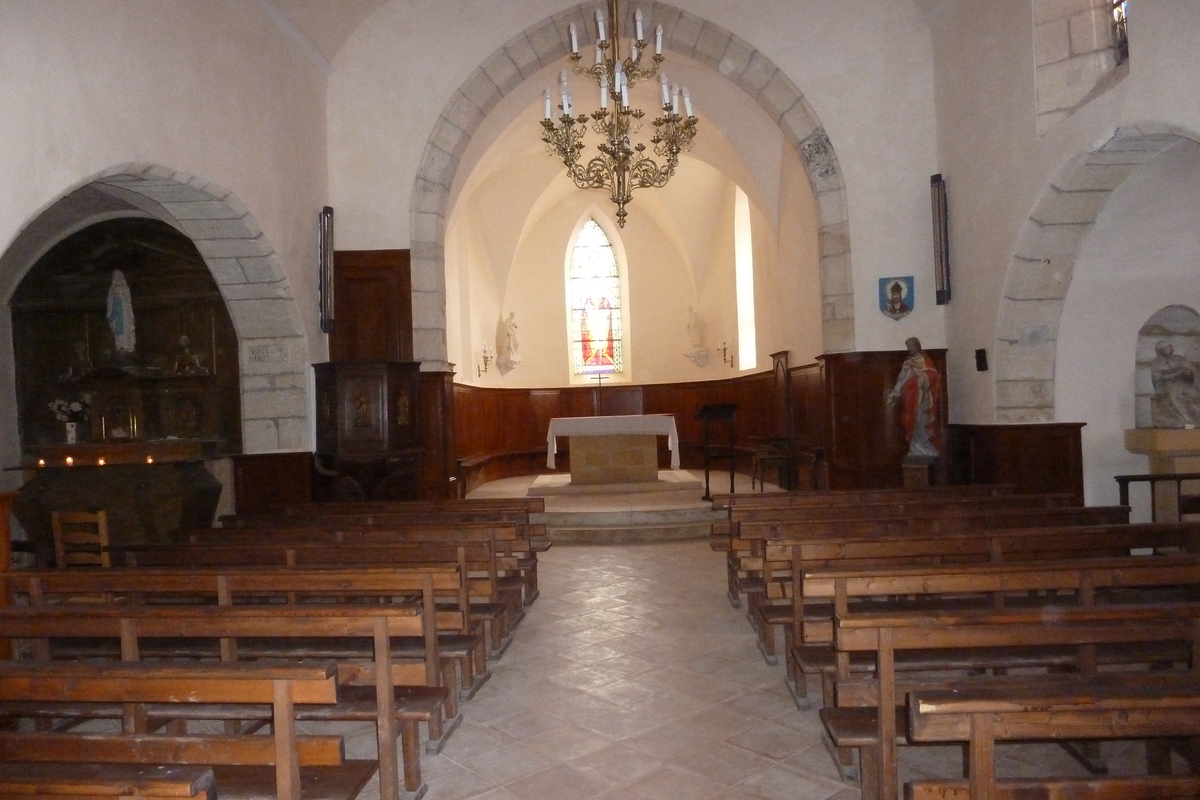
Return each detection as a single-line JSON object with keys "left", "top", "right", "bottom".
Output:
{"left": 9, "top": 218, "right": 241, "bottom": 551}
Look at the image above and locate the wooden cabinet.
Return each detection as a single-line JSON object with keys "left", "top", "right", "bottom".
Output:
{"left": 313, "top": 361, "right": 423, "bottom": 500}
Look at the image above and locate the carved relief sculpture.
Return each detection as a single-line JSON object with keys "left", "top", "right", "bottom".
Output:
{"left": 1150, "top": 341, "right": 1200, "bottom": 428}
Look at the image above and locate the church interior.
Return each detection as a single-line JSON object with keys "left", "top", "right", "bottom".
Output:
{"left": 4, "top": 1, "right": 1200, "bottom": 799}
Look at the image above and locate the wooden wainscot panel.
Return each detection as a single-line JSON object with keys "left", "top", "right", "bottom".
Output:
{"left": 816, "top": 348, "right": 948, "bottom": 489}
{"left": 948, "top": 422, "right": 1085, "bottom": 504}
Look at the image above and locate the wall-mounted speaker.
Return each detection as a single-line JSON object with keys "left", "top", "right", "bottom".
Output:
{"left": 975, "top": 348, "right": 988, "bottom": 372}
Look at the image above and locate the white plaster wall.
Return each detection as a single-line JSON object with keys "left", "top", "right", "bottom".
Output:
{"left": 328, "top": 0, "right": 941, "bottom": 353}
{"left": 0, "top": 2, "right": 332, "bottom": 480}
{"left": 1057, "top": 141, "right": 1200, "bottom": 513}
{"left": 930, "top": 0, "right": 1200, "bottom": 424}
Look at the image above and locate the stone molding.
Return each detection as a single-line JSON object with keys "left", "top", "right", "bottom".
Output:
{"left": 409, "top": 2, "right": 856, "bottom": 369}
{"left": 995, "top": 123, "right": 1197, "bottom": 422}
{"left": 92, "top": 164, "right": 310, "bottom": 453}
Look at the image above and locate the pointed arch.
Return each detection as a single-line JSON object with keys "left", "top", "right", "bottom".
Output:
{"left": 408, "top": 2, "right": 854, "bottom": 371}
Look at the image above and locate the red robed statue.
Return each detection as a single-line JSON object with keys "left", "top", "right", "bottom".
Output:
{"left": 886, "top": 337, "right": 941, "bottom": 459}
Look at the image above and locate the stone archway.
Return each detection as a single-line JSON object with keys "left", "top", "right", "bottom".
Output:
{"left": 3, "top": 163, "right": 310, "bottom": 452}
{"left": 994, "top": 123, "right": 1200, "bottom": 422}
{"left": 407, "top": 2, "right": 854, "bottom": 370}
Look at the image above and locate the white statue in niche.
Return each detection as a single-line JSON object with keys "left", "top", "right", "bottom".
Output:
{"left": 1151, "top": 341, "right": 1200, "bottom": 428}
{"left": 684, "top": 305, "right": 709, "bottom": 367}
{"left": 496, "top": 311, "right": 521, "bottom": 376}
{"left": 106, "top": 270, "right": 136, "bottom": 356}
{"left": 1136, "top": 305, "right": 1200, "bottom": 429}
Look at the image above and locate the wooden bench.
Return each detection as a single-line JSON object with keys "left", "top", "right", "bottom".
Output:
{"left": 0, "top": 659, "right": 370, "bottom": 800}
{"left": 111, "top": 539, "right": 514, "bottom": 664}
{"left": 906, "top": 672, "right": 1200, "bottom": 800}
{"left": 180, "top": 524, "right": 527, "bottom": 635}
{"left": 0, "top": 602, "right": 446, "bottom": 800}
{"left": 731, "top": 503, "right": 1130, "bottom": 645}
{"left": 819, "top": 570, "right": 1200, "bottom": 798}
{"left": 828, "top": 603, "right": 1200, "bottom": 800}
{"left": 0, "top": 763, "right": 216, "bottom": 799}
{"left": 189, "top": 522, "right": 533, "bottom": 619}
{"left": 5, "top": 566, "right": 465, "bottom": 752}
{"left": 221, "top": 500, "right": 548, "bottom": 602}
{"left": 778, "top": 520, "right": 1200, "bottom": 702}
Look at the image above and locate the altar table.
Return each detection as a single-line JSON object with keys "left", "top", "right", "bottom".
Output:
{"left": 546, "top": 414, "right": 680, "bottom": 484}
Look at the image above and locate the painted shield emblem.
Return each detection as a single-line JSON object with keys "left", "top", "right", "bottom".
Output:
{"left": 879, "top": 276, "right": 914, "bottom": 320}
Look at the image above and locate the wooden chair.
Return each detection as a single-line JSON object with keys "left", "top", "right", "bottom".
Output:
{"left": 51, "top": 510, "right": 110, "bottom": 568}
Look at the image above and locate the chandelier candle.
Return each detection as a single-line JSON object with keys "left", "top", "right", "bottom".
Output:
{"left": 541, "top": 0, "right": 698, "bottom": 226}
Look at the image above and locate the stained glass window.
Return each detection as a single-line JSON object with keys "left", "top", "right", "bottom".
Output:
{"left": 1112, "top": 0, "right": 1128, "bottom": 65}
{"left": 569, "top": 220, "right": 623, "bottom": 375}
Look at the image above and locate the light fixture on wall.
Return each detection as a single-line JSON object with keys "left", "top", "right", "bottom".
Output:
{"left": 718, "top": 340, "right": 735, "bottom": 369}
{"left": 931, "top": 174, "right": 951, "bottom": 305}
{"left": 541, "top": 0, "right": 698, "bottom": 228}
{"left": 477, "top": 344, "right": 493, "bottom": 377}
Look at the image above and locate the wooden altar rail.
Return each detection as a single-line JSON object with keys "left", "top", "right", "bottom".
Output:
{"left": 1116, "top": 471, "right": 1200, "bottom": 522}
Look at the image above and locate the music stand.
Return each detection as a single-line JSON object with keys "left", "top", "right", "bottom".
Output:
{"left": 696, "top": 404, "right": 738, "bottom": 501}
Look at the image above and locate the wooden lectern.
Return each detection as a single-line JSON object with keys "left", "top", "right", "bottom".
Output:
{"left": 697, "top": 404, "right": 738, "bottom": 501}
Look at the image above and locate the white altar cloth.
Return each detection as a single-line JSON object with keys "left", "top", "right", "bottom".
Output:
{"left": 546, "top": 414, "right": 680, "bottom": 470}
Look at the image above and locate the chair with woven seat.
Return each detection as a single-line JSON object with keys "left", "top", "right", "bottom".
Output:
{"left": 51, "top": 510, "right": 111, "bottom": 568}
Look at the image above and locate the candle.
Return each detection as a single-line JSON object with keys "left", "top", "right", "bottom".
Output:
{"left": 563, "top": 86, "right": 572, "bottom": 116}
{"left": 595, "top": 9, "right": 605, "bottom": 40}
{"left": 146, "top": 455, "right": 154, "bottom": 464}
{"left": 595, "top": 44, "right": 603, "bottom": 64}
{"left": 544, "top": 89, "right": 552, "bottom": 119}
{"left": 635, "top": 8, "right": 644, "bottom": 41}
{"left": 655, "top": 24, "right": 663, "bottom": 55}
{"left": 621, "top": 80, "right": 630, "bottom": 109}
{"left": 97, "top": 458, "right": 105, "bottom": 466}
{"left": 671, "top": 84, "right": 680, "bottom": 115}
{"left": 569, "top": 22, "right": 578, "bottom": 54}
{"left": 683, "top": 87, "right": 693, "bottom": 117}
{"left": 600, "top": 81, "right": 609, "bottom": 109}
{"left": 660, "top": 74, "right": 669, "bottom": 106}
{"left": 631, "top": 42, "right": 638, "bottom": 61}
{"left": 65, "top": 456, "right": 73, "bottom": 466}
{"left": 37, "top": 459, "right": 45, "bottom": 467}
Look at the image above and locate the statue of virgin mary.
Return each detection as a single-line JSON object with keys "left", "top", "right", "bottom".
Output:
{"left": 106, "top": 270, "right": 136, "bottom": 355}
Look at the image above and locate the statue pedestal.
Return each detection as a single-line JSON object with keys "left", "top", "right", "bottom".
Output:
{"left": 1124, "top": 428, "right": 1200, "bottom": 519}
{"left": 902, "top": 457, "right": 937, "bottom": 488}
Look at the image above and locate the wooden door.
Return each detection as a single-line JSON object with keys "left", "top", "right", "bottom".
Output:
{"left": 330, "top": 250, "right": 413, "bottom": 362}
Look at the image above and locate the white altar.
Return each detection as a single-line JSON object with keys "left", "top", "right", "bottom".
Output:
{"left": 546, "top": 414, "right": 680, "bottom": 485}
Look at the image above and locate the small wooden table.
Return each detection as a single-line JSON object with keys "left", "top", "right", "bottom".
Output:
{"left": 546, "top": 415, "right": 679, "bottom": 485}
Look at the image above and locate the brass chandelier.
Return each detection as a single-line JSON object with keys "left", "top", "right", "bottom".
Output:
{"left": 541, "top": 0, "right": 698, "bottom": 227}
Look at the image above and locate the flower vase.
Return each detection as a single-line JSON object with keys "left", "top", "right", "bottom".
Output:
{"left": 65, "top": 422, "right": 77, "bottom": 445}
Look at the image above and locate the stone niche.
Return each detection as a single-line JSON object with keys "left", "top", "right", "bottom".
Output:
{"left": 9, "top": 218, "right": 240, "bottom": 549}
{"left": 1134, "top": 305, "right": 1200, "bottom": 429}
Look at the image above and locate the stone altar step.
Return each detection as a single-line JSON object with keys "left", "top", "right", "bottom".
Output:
{"left": 534, "top": 505, "right": 724, "bottom": 545}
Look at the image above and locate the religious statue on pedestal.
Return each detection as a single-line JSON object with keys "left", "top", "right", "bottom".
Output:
{"left": 106, "top": 270, "right": 136, "bottom": 358}
{"left": 887, "top": 336, "right": 941, "bottom": 461}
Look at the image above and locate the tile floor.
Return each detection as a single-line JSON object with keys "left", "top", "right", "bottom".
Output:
{"left": 352, "top": 539, "right": 857, "bottom": 800}
{"left": 339, "top": 474, "right": 1154, "bottom": 799}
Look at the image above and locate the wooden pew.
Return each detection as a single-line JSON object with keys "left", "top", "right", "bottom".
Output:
{"left": 188, "top": 522, "right": 531, "bottom": 620}
{"left": 111, "top": 539, "right": 513, "bottom": 664}
{"left": 0, "top": 660, "right": 369, "bottom": 800}
{"left": 906, "top": 672, "right": 1200, "bottom": 800}
{"left": 0, "top": 603, "right": 445, "bottom": 800}
{"left": 5, "top": 566, "right": 464, "bottom": 752}
{"left": 220, "top": 499, "right": 548, "bottom": 603}
{"left": 782, "top": 520, "right": 1200, "bottom": 702}
{"left": 820, "top": 570, "right": 1200, "bottom": 798}
{"left": 710, "top": 484, "right": 1016, "bottom": 512}
{"left": 731, "top": 503, "right": 1130, "bottom": 635}
{"left": 0, "top": 763, "right": 216, "bottom": 799}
